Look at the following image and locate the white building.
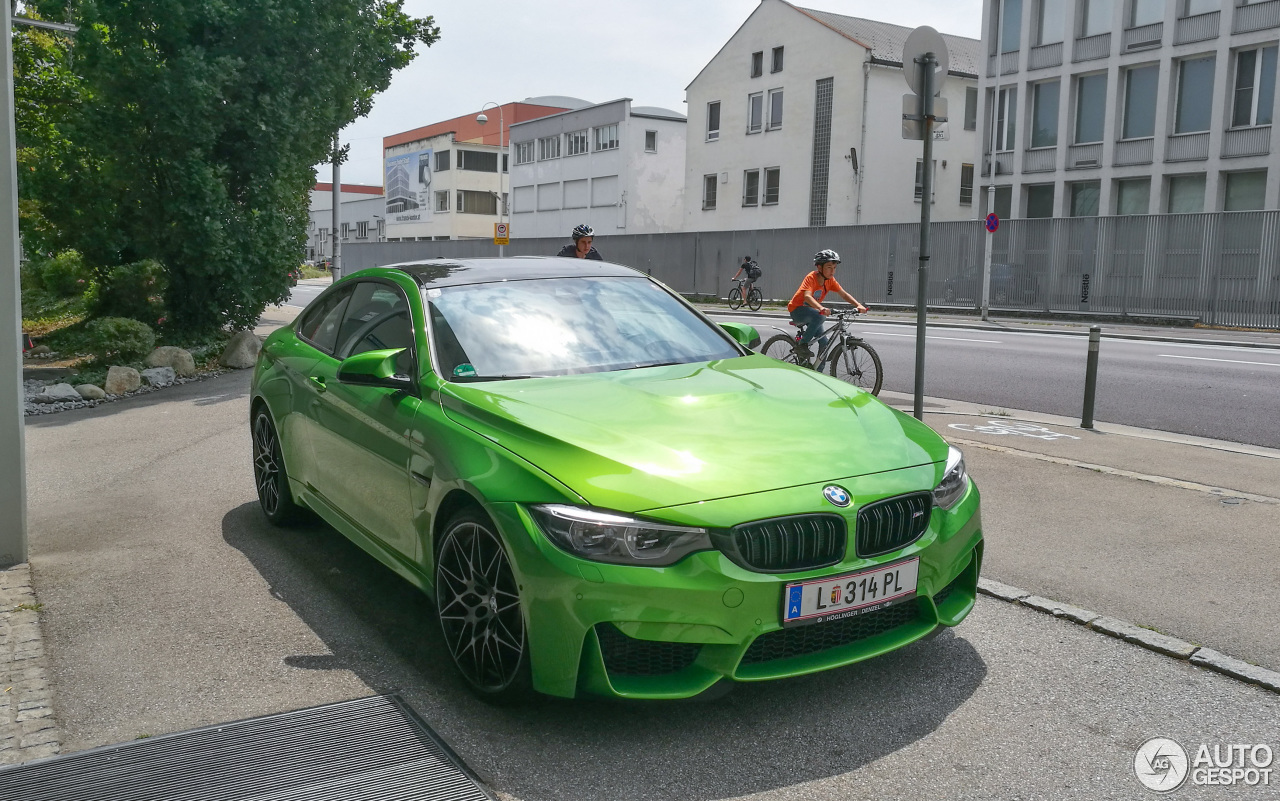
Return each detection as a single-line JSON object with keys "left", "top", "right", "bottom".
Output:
{"left": 508, "top": 98, "right": 687, "bottom": 238}
{"left": 979, "top": 0, "right": 1280, "bottom": 217}
{"left": 307, "top": 183, "right": 385, "bottom": 263}
{"left": 684, "top": 0, "right": 982, "bottom": 230}
{"left": 380, "top": 100, "right": 575, "bottom": 241}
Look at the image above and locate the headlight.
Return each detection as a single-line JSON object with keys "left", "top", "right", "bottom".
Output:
{"left": 932, "top": 446, "right": 968, "bottom": 510}
{"left": 530, "top": 505, "right": 713, "bottom": 566}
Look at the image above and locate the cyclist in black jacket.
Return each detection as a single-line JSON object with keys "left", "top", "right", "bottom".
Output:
{"left": 557, "top": 223, "right": 603, "bottom": 260}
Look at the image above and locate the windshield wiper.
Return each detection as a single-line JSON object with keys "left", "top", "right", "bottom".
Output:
{"left": 452, "top": 374, "right": 541, "bottom": 382}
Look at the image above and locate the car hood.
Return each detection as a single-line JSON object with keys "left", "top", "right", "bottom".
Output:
{"left": 440, "top": 355, "right": 946, "bottom": 512}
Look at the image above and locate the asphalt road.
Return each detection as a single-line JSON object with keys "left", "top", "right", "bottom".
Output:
{"left": 23, "top": 371, "right": 1280, "bottom": 800}
{"left": 715, "top": 313, "right": 1280, "bottom": 449}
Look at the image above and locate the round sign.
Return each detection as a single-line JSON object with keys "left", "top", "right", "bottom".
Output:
{"left": 985, "top": 213, "right": 1000, "bottom": 233}
{"left": 902, "top": 26, "right": 950, "bottom": 97}
{"left": 496, "top": 223, "right": 508, "bottom": 236}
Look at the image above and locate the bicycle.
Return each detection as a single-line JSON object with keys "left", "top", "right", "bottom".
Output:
{"left": 727, "top": 278, "right": 763, "bottom": 312}
{"left": 760, "top": 309, "right": 883, "bottom": 395}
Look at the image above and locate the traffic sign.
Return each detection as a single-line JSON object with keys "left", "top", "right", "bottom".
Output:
{"left": 902, "top": 26, "right": 950, "bottom": 97}
{"left": 494, "top": 222, "right": 509, "bottom": 245}
{"left": 902, "top": 95, "right": 948, "bottom": 140}
{"left": 985, "top": 213, "right": 1000, "bottom": 233}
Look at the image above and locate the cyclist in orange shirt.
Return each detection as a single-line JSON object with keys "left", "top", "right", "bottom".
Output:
{"left": 786, "top": 249, "right": 868, "bottom": 362}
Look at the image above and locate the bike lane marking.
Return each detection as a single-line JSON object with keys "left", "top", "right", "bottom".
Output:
{"left": 947, "top": 419, "right": 1080, "bottom": 440}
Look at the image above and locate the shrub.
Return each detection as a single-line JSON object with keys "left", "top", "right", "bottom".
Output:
{"left": 39, "top": 250, "right": 91, "bottom": 297}
{"left": 19, "top": 259, "right": 44, "bottom": 292}
{"left": 84, "top": 316, "right": 155, "bottom": 364}
{"left": 93, "top": 259, "right": 168, "bottom": 324}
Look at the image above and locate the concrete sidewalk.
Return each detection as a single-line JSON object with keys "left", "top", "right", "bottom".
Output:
{"left": 5, "top": 299, "right": 1279, "bottom": 775}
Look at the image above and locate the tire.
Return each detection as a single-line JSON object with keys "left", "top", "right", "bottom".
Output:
{"left": 747, "top": 288, "right": 763, "bottom": 311}
{"left": 436, "top": 509, "right": 531, "bottom": 703}
{"left": 762, "top": 333, "right": 802, "bottom": 364}
{"left": 828, "top": 339, "right": 884, "bottom": 395}
{"left": 727, "top": 287, "right": 742, "bottom": 310}
{"left": 252, "top": 407, "right": 307, "bottom": 526}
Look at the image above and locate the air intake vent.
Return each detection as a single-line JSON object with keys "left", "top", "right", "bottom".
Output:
{"left": 856, "top": 492, "right": 932, "bottom": 558}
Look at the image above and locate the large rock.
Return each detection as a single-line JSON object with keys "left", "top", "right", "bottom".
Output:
{"left": 219, "top": 330, "right": 262, "bottom": 369}
{"left": 76, "top": 384, "right": 106, "bottom": 400}
{"left": 104, "top": 366, "right": 141, "bottom": 395}
{"left": 33, "top": 383, "right": 82, "bottom": 403}
{"left": 141, "top": 366, "right": 176, "bottom": 388}
{"left": 145, "top": 346, "right": 196, "bottom": 377}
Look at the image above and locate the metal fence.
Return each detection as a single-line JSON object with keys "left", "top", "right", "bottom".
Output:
{"left": 342, "top": 211, "right": 1280, "bottom": 329}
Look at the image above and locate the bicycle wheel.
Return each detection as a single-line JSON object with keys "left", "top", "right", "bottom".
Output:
{"left": 747, "top": 288, "right": 763, "bottom": 311}
{"left": 727, "top": 287, "right": 742, "bottom": 310}
{"left": 762, "top": 333, "right": 802, "bottom": 364}
{"left": 828, "top": 339, "right": 883, "bottom": 395}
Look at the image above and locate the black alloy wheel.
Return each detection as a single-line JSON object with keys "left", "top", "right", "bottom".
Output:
{"left": 436, "top": 510, "right": 531, "bottom": 701}
{"left": 252, "top": 408, "right": 305, "bottom": 525}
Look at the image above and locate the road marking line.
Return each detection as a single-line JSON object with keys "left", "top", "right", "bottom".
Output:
{"left": 948, "top": 437, "right": 1280, "bottom": 504}
{"left": 1159, "top": 354, "right": 1280, "bottom": 368}
{"left": 866, "top": 332, "right": 1001, "bottom": 343}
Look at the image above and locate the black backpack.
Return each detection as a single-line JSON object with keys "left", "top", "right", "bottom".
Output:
{"left": 746, "top": 261, "right": 762, "bottom": 280}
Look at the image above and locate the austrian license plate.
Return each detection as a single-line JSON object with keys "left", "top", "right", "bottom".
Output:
{"left": 781, "top": 558, "right": 919, "bottom": 628}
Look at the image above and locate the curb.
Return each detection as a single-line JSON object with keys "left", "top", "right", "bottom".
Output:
{"left": 0, "top": 565, "right": 61, "bottom": 765}
{"left": 701, "top": 307, "right": 1280, "bottom": 350}
{"left": 976, "top": 577, "right": 1280, "bottom": 694}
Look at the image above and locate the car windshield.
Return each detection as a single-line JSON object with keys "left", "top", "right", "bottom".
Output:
{"left": 426, "top": 276, "right": 741, "bottom": 381}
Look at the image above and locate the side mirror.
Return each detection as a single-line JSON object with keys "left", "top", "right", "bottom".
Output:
{"left": 719, "top": 322, "right": 761, "bottom": 350}
{"left": 337, "top": 348, "right": 414, "bottom": 391}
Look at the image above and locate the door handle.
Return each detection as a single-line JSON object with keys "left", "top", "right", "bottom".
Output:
{"left": 309, "top": 375, "right": 327, "bottom": 392}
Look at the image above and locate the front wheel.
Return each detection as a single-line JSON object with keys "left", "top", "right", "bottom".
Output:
{"left": 762, "top": 333, "right": 802, "bottom": 364}
{"left": 252, "top": 408, "right": 306, "bottom": 526}
{"left": 828, "top": 339, "right": 883, "bottom": 395}
{"left": 436, "top": 510, "right": 531, "bottom": 703}
{"left": 747, "top": 288, "right": 763, "bottom": 312}
{"left": 727, "top": 287, "right": 743, "bottom": 310}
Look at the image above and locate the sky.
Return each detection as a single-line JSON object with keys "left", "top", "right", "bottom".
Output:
{"left": 322, "top": 0, "right": 983, "bottom": 187}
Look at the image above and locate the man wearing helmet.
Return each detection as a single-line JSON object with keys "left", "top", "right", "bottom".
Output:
{"left": 786, "top": 249, "right": 868, "bottom": 362}
{"left": 557, "top": 224, "right": 603, "bottom": 260}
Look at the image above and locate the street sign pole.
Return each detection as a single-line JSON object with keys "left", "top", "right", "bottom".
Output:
{"left": 331, "top": 135, "right": 342, "bottom": 281}
{"left": 981, "top": 205, "right": 995, "bottom": 320}
{"left": 913, "top": 53, "right": 935, "bottom": 422}
{"left": 1, "top": 3, "right": 29, "bottom": 566}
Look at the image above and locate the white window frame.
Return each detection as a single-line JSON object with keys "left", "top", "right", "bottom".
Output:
{"left": 771, "top": 46, "right": 784, "bottom": 73}
{"left": 514, "top": 141, "right": 535, "bottom": 165}
{"left": 763, "top": 167, "right": 780, "bottom": 205}
{"left": 995, "top": 87, "right": 1017, "bottom": 152}
{"left": 434, "top": 190, "right": 449, "bottom": 212}
{"left": 743, "top": 169, "right": 760, "bottom": 206}
{"left": 566, "top": 129, "right": 589, "bottom": 156}
{"left": 702, "top": 174, "right": 717, "bottom": 210}
{"left": 538, "top": 135, "right": 561, "bottom": 161}
{"left": 1175, "top": 55, "right": 1216, "bottom": 134}
{"left": 960, "top": 164, "right": 975, "bottom": 205}
{"left": 594, "top": 124, "right": 619, "bottom": 151}
{"left": 706, "top": 101, "right": 721, "bottom": 141}
{"left": 747, "top": 92, "right": 763, "bottom": 134}
{"left": 750, "top": 50, "right": 763, "bottom": 78}
{"left": 356, "top": 221, "right": 368, "bottom": 239}
{"left": 1074, "top": 72, "right": 1107, "bottom": 144}
{"left": 914, "top": 159, "right": 937, "bottom": 202}
{"left": 767, "top": 88, "right": 784, "bottom": 130}
{"left": 644, "top": 130, "right": 657, "bottom": 152}
{"left": 1232, "top": 45, "right": 1277, "bottom": 128}
{"left": 1122, "top": 63, "right": 1159, "bottom": 139}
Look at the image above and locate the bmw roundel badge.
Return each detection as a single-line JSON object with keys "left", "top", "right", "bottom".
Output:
{"left": 822, "top": 485, "right": 851, "bottom": 507}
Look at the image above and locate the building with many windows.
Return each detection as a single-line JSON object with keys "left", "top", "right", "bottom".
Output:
{"left": 307, "top": 183, "right": 385, "bottom": 263}
{"left": 684, "top": 0, "right": 982, "bottom": 230}
{"left": 979, "top": 0, "right": 1280, "bottom": 217}
{"left": 380, "top": 100, "right": 575, "bottom": 241}
{"left": 508, "top": 98, "right": 687, "bottom": 238}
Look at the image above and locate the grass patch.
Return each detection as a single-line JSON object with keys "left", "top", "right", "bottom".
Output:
{"left": 299, "top": 264, "right": 330, "bottom": 280}
{"left": 20, "top": 287, "right": 89, "bottom": 337}
{"left": 13, "top": 602, "right": 43, "bottom": 612}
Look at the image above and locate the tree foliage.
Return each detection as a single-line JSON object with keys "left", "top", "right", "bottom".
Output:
{"left": 22, "top": 0, "right": 439, "bottom": 333}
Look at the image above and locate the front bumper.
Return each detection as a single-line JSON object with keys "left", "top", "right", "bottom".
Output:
{"left": 488, "top": 468, "right": 983, "bottom": 699}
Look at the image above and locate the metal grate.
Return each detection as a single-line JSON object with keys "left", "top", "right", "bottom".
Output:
{"left": 856, "top": 492, "right": 932, "bottom": 558}
{"left": 809, "top": 77, "right": 833, "bottom": 227}
{"left": 596, "top": 624, "right": 702, "bottom": 676}
{"left": 726, "top": 514, "right": 847, "bottom": 573}
{"left": 0, "top": 695, "right": 493, "bottom": 801}
{"left": 742, "top": 600, "right": 921, "bottom": 664}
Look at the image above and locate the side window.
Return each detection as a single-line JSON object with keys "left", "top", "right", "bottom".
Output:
{"left": 296, "top": 286, "right": 354, "bottom": 355}
{"left": 336, "top": 282, "right": 416, "bottom": 377}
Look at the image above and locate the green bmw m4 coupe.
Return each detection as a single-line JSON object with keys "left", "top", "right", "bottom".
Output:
{"left": 250, "top": 258, "right": 982, "bottom": 701}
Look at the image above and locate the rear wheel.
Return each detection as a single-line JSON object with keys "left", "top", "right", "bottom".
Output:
{"left": 727, "top": 287, "right": 743, "bottom": 310}
{"left": 828, "top": 339, "right": 883, "bottom": 395}
{"left": 251, "top": 408, "right": 306, "bottom": 526}
{"left": 436, "top": 509, "right": 531, "bottom": 702}
{"left": 762, "top": 333, "right": 803, "bottom": 365}
{"left": 747, "top": 288, "right": 763, "bottom": 312}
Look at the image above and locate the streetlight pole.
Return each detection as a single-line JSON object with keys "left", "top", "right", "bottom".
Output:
{"left": 476, "top": 103, "right": 505, "bottom": 257}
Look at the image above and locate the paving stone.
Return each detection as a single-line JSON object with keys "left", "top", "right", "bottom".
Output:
{"left": 1089, "top": 616, "right": 1198, "bottom": 659}
{"left": 19, "top": 728, "right": 59, "bottom": 748}
{"left": 17, "top": 742, "right": 59, "bottom": 761}
{"left": 1018, "top": 595, "right": 1102, "bottom": 625}
{"left": 16, "top": 707, "right": 51, "bottom": 722}
{"left": 976, "top": 577, "right": 1030, "bottom": 602}
{"left": 1190, "top": 648, "right": 1280, "bottom": 693}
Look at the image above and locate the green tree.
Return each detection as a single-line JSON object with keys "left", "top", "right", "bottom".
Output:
{"left": 38, "top": 0, "right": 438, "bottom": 333}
